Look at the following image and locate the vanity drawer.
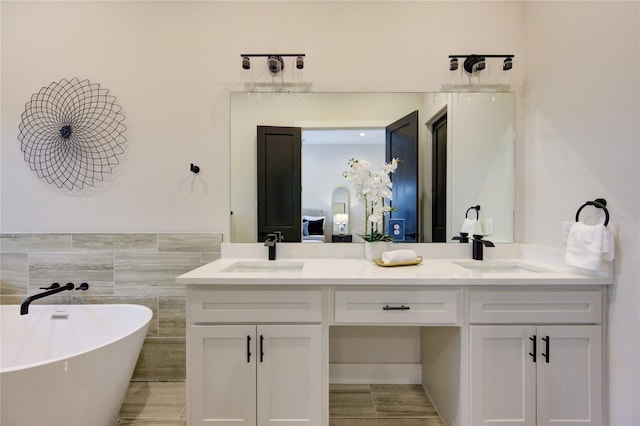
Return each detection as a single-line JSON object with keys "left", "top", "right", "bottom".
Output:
{"left": 189, "top": 288, "right": 322, "bottom": 323}
{"left": 469, "top": 290, "right": 602, "bottom": 324}
{"left": 334, "top": 290, "right": 460, "bottom": 325}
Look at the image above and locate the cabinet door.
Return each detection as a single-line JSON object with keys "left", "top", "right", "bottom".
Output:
{"left": 470, "top": 326, "right": 537, "bottom": 426}
{"left": 256, "top": 325, "right": 322, "bottom": 426}
{"left": 536, "top": 326, "right": 603, "bottom": 426}
{"left": 189, "top": 325, "right": 257, "bottom": 425}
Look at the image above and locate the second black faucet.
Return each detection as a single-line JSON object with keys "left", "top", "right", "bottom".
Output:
{"left": 264, "top": 231, "right": 284, "bottom": 260}
{"left": 472, "top": 234, "right": 495, "bottom": 260}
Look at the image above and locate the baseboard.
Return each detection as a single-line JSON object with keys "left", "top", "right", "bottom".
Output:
{"left": 329, "top": 363, "right": 422, "bottom": 384}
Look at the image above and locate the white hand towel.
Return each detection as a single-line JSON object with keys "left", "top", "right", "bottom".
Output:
{"left": 381, "top": 249, "right": 418, "bottom": 264}
{"left": 565, "top": 222, "right": 611, "bottom": 270}
{"left": 602, "top": 226, "right": 615, "bottom": 261}
{"left": 461, "top": 218, "right": 476, "bottom": 234}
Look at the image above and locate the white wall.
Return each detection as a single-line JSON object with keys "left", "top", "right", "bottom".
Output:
{"left": 522, "top": 2, "right": 640, "bottom": 424}
{"left": 2, "top": 1, "right": 638, "bottom": 423}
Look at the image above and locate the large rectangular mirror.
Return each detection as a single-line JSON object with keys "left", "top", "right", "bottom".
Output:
{"left": 230, "top": 92, "right": 514, "bottom": 243}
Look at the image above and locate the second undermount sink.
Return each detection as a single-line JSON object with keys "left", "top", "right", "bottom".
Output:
{"left": 454, "top": 261, "right": 546, "bottom": 273}
{"left": 222, "top": 260, "right": 305, "bottom": 273}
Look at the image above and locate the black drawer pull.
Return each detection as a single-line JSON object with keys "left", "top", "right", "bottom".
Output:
{"left": 247, "top": 335, "right": 252, "bottom": 363}
{"left": 383, "top": 305, "right": 410, "bottom": 311}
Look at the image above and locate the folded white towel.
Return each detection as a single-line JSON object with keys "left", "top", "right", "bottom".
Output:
{"left": 565, "top": 222, "right": 614, "bottom": 270}
{"left": 461, "top": 218, "right": 476, "bottom": 234}
{"left": 602, "top": 226, "right": 614, "bottom": 261}
{"left": 381, "top": 249, "right": 418, "bottom": 264}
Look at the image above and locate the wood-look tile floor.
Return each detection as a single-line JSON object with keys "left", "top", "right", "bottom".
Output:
{"left": 117, "top": 381, "right": 186, "bottom": 426}
{"left": 116, "top": 382, "right": 445, "bottom": 426}
{"left": 330, "top": 384, "right": 445, "bottom": 426}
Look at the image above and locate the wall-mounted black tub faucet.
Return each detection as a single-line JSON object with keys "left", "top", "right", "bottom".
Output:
{"left": 20, "top": 282, "right": 80, "bottom": 315}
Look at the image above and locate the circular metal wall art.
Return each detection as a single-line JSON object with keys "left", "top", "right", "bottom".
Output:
{"left": 18, "top": 78, "right": 127, "bottom": 191}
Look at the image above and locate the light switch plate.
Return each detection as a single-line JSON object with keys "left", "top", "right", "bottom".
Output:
{"left": 484, "top": 219, "right": 494, "bottom": 235}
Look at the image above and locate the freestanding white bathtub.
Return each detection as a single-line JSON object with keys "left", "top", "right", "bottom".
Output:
{"left": 0, "top": 304, "right": 152, "bottom": 426}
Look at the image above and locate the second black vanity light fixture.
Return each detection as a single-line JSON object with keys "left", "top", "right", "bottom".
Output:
{"left": 449, "top": 54, "right": 514, "bottom": 73}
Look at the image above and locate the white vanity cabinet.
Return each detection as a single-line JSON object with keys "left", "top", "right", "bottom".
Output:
{"left": 469, "top": 290, "right": 604, "bottom": 426}
{"left": 180, "top": 256, "right": 611, "bottom": 426}
{"left": 187, "top": 287, "right": 324, "bottom": 426}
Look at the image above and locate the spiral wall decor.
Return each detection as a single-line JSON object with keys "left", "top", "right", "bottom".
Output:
{"left": 18, "top": 78, "right": 127, "bottom": 191}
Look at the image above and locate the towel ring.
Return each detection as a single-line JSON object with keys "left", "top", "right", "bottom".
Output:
{"left": 575, "top": 198, "right": 609, "bottom": 227}
{"left": 465, "top": 205, "right": 480, "bottom": 220}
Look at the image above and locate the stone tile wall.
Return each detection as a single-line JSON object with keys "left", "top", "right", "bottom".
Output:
{"left": 0, "top": 233, "right": 222, "bottom": 381}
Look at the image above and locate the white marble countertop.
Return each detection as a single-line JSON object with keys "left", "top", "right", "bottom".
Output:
{"left": 177, "top": 243, "right": 612, "bottom": 286}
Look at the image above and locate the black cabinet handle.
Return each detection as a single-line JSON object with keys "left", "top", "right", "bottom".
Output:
{"left": 541, "top": 336, "right": 550, "bottom": 363}
{"left": 529, "top": 335, "right": 537, "bottom": 362}
{"left": 260, "top": 335, "right": 265, "bottom": 363}
{"left": 247, "top": 335, "right": 252, "bottom": 363}
{"left": 383, "top": 305, "right": 410, "bottom": 311}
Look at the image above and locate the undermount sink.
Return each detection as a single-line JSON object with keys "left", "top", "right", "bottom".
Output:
{"left": 454, "top": 261, "right": 546, "bottom": 273}
{"left": 222, "top": 260, "right": 305, "bottom": 273}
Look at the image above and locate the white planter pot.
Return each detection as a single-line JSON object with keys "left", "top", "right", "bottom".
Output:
{"left": 364, "top": 241, "right": 389, "bottom": 262}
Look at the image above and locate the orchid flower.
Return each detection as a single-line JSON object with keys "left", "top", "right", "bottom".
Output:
{"left": 343, "top": 157, "right": 400, "bottom": 241}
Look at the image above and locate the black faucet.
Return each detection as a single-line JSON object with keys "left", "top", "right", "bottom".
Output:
{"left": 264, "top": 231, "right": 284, "bottom": 260}
{"left": 452, "top": 232, "right": 470, "bottom": 243}
{"left": 20, "top": 282, "right": 88, "bottom": 315}
{"left": 472, "top": 234, "right": 495, "bottom": 260}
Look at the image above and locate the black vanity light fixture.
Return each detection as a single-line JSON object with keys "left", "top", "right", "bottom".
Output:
{"left": 449, "top": 54, "right": 514, "bottom": 73}
{"left": 240, "top": 53, "right": 306, "bottom": 75}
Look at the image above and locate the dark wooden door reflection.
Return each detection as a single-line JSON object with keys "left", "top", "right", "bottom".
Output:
{"left": 386, "top": 110, "right": 419, "bottom": 243}
{"left": 432, "top": 114, "right": 447, "bottom": 243}
{"left": 256, "top": 125, "right": 302, "bottom": 243}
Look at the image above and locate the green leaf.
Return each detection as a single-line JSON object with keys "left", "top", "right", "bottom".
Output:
{"left": 359, "top": 230, "right": 393, "bottom": 242}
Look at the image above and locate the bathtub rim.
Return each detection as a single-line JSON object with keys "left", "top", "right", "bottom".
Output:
{"left": 0, "top": 303, "right": 153, "bottom": 374}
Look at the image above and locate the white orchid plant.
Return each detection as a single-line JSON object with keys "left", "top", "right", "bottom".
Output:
{"left": 343, "top": 157, "right": 400, "bottom": 242}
